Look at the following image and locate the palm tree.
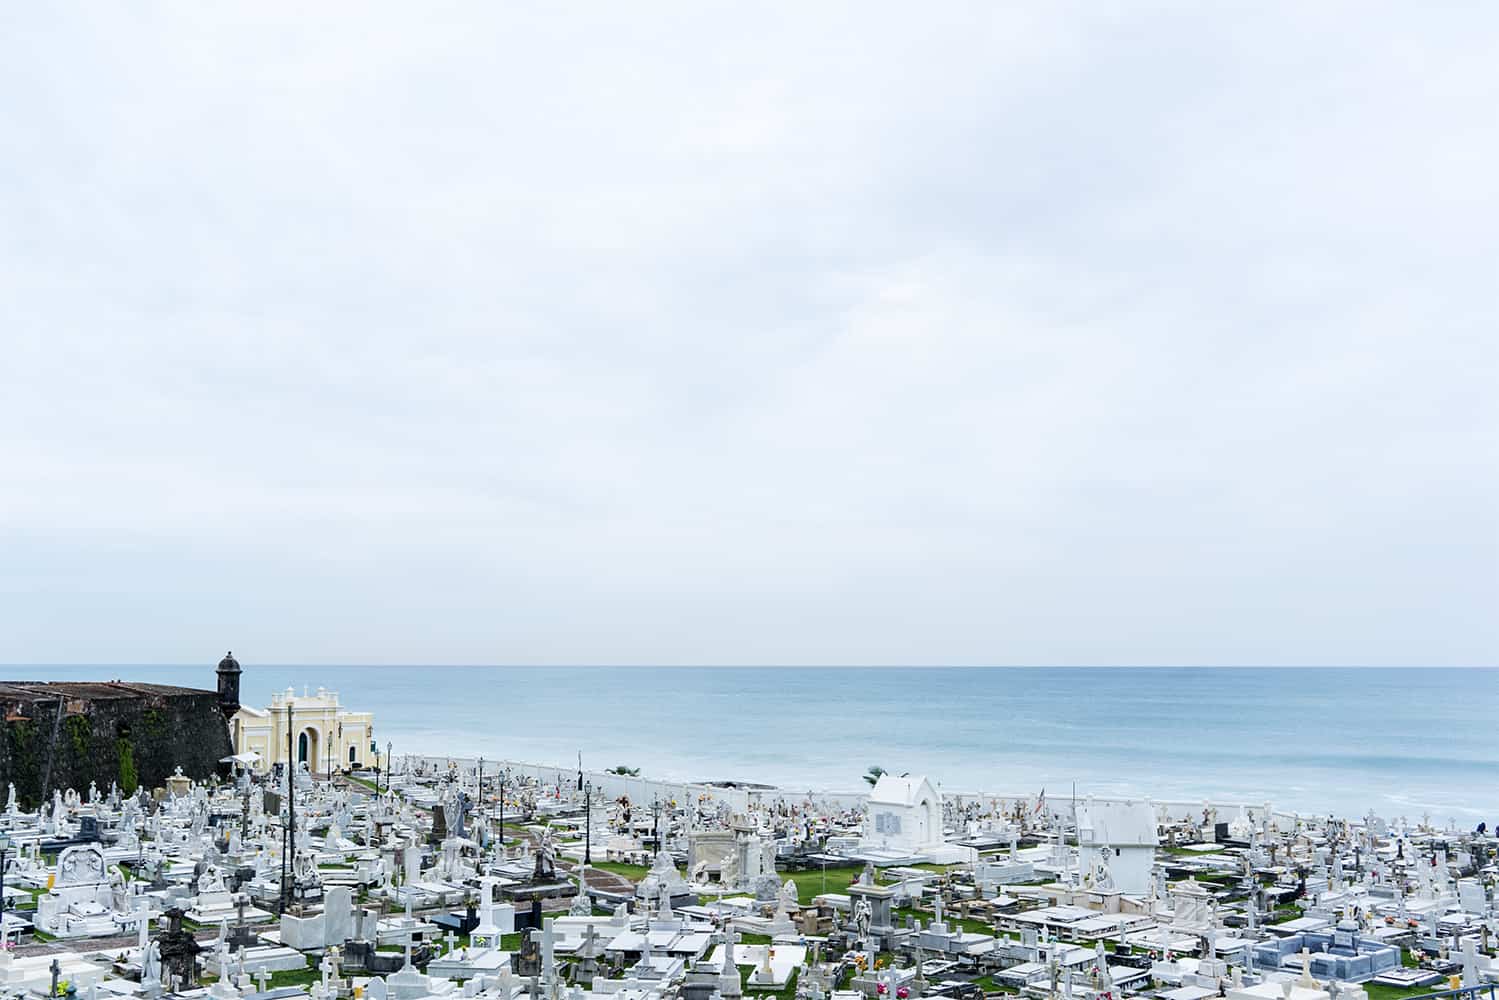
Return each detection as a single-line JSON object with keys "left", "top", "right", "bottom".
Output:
{"left": 863, "top": 766, "right": 887, "bottom": 787}
{"left": 608, "top": 765, "right": 641, "bottom": 776}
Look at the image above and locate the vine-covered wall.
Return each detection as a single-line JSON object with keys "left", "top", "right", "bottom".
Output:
{"left": 0, "top": 690, "right": 231, "bottom": 809}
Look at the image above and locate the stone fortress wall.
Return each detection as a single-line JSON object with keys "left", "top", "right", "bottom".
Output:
{"left": 0, "top": 681, "right": 233, "bottom": 809}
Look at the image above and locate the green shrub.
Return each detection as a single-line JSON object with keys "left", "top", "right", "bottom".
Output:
{"left": 118, "top": 739, "right": 138, "bottom": 795}
{"left": 64, "top": 714, "right": 93, "bottom": 758}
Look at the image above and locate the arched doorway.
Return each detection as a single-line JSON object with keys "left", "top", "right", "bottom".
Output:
{"left": 348, "top": 745, "right": 357, "bottom": 765}
{"left": 297, "top": 727, "right": 319, "bottom": 768}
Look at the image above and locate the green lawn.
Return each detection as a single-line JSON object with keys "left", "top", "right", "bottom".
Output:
{"left": 248, "top": 966, "right": 320, "bottom": 990}
{"left": 586, "top": 861, "right": 653, "bottom": 881}
{"left": 1270, "top": 904, "right": 1304, "bottom": 924}
{"left": 780, "top": 865, "right": 866, "bottom": 904}
{"left": 1362, "top": 983, "right": 1438, "bottom": 1000}
{"left": 972, "top": 975, "right": 1019, "bottom": 994}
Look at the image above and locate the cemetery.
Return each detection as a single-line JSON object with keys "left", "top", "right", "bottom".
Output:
{"left": 0, "top": 664, "right": 1495, "bottom": 1000}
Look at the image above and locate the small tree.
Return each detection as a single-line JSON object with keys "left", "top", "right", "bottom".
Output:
{"left": 863, "top": 766, "right": 887, "bottom": 787}
{"left": 117, "top": 739, "right": 138, "bottom": 795}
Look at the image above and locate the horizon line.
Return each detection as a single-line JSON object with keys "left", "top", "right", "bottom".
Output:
{"left": 6, "top": 662, "right": 1496, "bottom": 670}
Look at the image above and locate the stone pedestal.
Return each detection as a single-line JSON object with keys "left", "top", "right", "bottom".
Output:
{"left": 848, "top": 882, "right": 897, "bottom": 950}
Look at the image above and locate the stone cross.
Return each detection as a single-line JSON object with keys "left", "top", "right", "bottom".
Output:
{"left": 534, "top": 917, "right": 557, "bottom": 984}
{"left": 1297, "top": 948, "right": 1316, "bottom": 988}
{"left": 719, "top": 927, "right": 743, "bottom": 997}
{"left": 445, "top": 930, "right": 459, "bottom": 956}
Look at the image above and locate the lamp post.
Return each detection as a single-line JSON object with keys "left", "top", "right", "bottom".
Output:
{"left": 0, "top": 832, "right": 11, "bottom": 929}
{"left": 476, "top": 757, "right": 484, "bottom": 847}
{"left": 282, "top": 702, "right": 297, "bottom": 913}
{"left": 386, "top": 742, "right": 392, "bottom": 795}
{"left": 498, "top": 769, "right": 507, "bottom": 850}
{"left": 584, "top": 783, "right": 593, "bottom": 864}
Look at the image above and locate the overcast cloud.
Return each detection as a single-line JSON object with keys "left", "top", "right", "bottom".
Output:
{"left": 1, "top": 3, "right": 1495, "bottom": 666}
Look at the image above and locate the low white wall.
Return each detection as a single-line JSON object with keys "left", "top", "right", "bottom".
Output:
{"left": 401, "top": 755, "right": 1290, "bottom": 824}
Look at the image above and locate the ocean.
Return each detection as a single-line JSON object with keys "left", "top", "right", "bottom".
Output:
{"left": 20, "top": 665, "right": 1499, "bottom": 821}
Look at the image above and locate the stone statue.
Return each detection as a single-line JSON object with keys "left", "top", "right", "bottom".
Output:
{"left": 142, "top": 940, "right": 163, "bottom": 984}
{"left": 719, "top": 846, "right": 740, "bottom": 889}
{"left": 533, "top": 826, "right": 557, "bottom": 881}
{"left": 853, "top": 896, "right": 872, "bottom": 940}
{"left": 198, "top": 864, "right": 227, "bottom": 895}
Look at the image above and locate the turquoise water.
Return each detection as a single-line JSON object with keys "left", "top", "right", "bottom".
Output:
{"left": 21, "top": 666, "right": 1499, "bottom": 820}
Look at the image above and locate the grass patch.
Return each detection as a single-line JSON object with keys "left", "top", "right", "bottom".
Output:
{"left": 586, "top": 861, "right": 652, "bottom": 881}
{"left": 973, "top": 975, "right": 1019, "bottom": 994}
{"left": 1362, "top": 984, "right": 1435, "bottom": 1000}
{"left": 1270, "top": 904, "right": 1304, "bottom": 924}
{"left": 262, "top": 966, "right": 322, "bottom": 989}
{"left": 779, "top": 865, "right": 866, "bottom": 905}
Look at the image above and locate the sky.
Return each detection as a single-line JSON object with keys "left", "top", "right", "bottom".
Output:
{"left": 1, "top": 3, "right": 1495, "bottom": 668}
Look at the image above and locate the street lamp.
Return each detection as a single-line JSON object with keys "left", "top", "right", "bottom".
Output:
{"left": 498, "top": 768, "right": 508, "bottom": 851}
{"left": 584, "top": 782, "right": 593, "bottom": 864}
{"left": 0, "top": 832, "right": 11, "bottom": 930}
